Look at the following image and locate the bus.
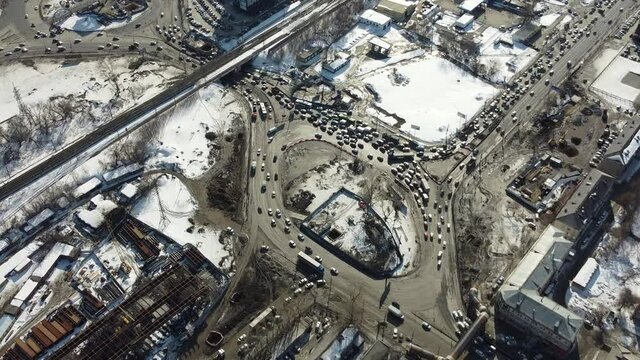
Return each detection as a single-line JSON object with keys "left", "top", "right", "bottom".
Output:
{"left": 387, "top": 304, "right": 405, "bottom": 321}
{"left": 259, "top": 102, "right": 268, "bottom": 118}
{"left": 297, "top": 251, "right": 324, "bottom": 274}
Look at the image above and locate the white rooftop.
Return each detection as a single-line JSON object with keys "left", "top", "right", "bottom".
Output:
{"left": 31, "top": 242, "right": 75, "bottom": 281}
{"left": 24, "top": 208, "right": 55, "bottom": 232}
{"left": 360, "top": 9, "right": 391, "bottom": 26}
{"left": 120, "top": 183, "right": 139, "bottom": 199}
{"left": 455, "top": 13, "right": 475, "bottom": 29}
{"left": 572, "top": 257, "right": 598, "bottom": 289}
{"left": 460, "top": 0, "right": 485, "bottom": 12}
{"left": 77, "top": 199, "right": 118, "bottom": 229}
{"left": 72, "top": 177, "right": 102, "bottom": 199}
{"left": 369, "top": 37, "right": 392, "bottom": 50}
{"left": 102, "top": 163, "right": 143, "bottom": 183}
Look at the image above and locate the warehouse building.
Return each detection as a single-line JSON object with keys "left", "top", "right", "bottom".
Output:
{"left": 375, "top": 0, "right": 416, "bottom": 22}
{"left": 368, "top": 37, "right": 392, "bottom": 57}
{"left": 359, "top": 9, "right": 392, "bottom": 31}
{"left": 495, "top": 225, "right": 583, "bottom": 359}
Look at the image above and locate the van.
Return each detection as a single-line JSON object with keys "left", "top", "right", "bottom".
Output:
{"left": 261, "top": 181, "right": 266, "bottom": 192}
{"left": 387, "top": 304, "right": 405, "bottom": 321}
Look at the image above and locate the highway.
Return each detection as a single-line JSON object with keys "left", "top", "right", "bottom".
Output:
{"left": 0, "top": 0, "right": 344, "bottom": 204}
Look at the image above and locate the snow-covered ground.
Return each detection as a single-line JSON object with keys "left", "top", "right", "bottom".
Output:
{"left": 364, "top": 54, "right": 499, "bottom": 142}
{"left": 132, "top": 175, "right": 230, "bottom": 267}
{"left": 567, "top": 223, "right": 640, "bottom": 349}
{"left": 373, "top": 199, "right": 419, "bottom": 275}
{"left": 591, "top": 56, "right": 640, "bottom": 109}
{"left": 146, "top": 83, "right": 243, "bottom": 178}
{"left": 0, "top": 58, "right": 183, "bottom": 182}
{"left": 477, "top": 27, "right": 538, "bottom": 84}
{"left": 95, "top": 240, "right": 141, "bottom": 291}
{"left": 319, "top": 326, "right": 363, "bottom": 360}
{"left": 288, "top": 160, "right": 365, "bottom": 212}
{"left": 61, "top": 13, "right": 145, "bottom": 32}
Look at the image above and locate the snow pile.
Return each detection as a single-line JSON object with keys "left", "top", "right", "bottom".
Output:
{"left": 132, "top": 175, "right": 229, "bottom": 266}
{"left": 61, "top": 13, "right": 144, "bottom": 32}
{"left": 365, "top": 54, "right": 499, "bottom": 142}
{"left": 146, "top": 83, "right": 242, "bottom": 178}
{"left": 77, "top": 197, "right": 117, "bottom": 229}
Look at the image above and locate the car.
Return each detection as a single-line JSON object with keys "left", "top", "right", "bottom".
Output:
{"left": 261, "top": 162, "right": 265, "bottom": 171}
{"left": 289, "top": 240, "right": 296, "bottom": 248}
{"left": 266, "top": 173, "right": 271, "bottom": 181}
{"left": 314, "top": 255, "right": 323, "bottom": 263}
{"left": 437, "top": 251, "right": 443, "bottom": 259}
{"left": 305, "top": 282, "right": 314, "bottom": 289}
{"left": 393, "top": 328, "right": 398, "bottom": 339}
{"left": 316, "top": 279, "right": 326, "bottom": 287}
{"left": 257, "top": 148, "right": 261, "bottom": 156}
{"left": 294, "top": 288, "right": 302, "bottom": 295}
{"left": 268, "top": 208, "right": 273, "bottom": 216}
{"left": 421, "top": 322, "right": 432, "bottom": 331}
{"left": 437, "top": 260, "right": 442, "bottom": 269}
{"left": 330, "top": 267, "right": 339, "bottom": 276}
{"left": 285, "top": 218, "right": 291, "bottom": 226}
{"left": 298, "top": 278, "right": 308, "bottom": 286}
{"left": 44, "top": 47, "right": 51, "bottom": 53}
{"left": 297, "top": 234, "right": 305, "bottom": 241}
{"left": 285, "top": 296, "right": 292, "bottom": 303}
{"left": 273, "top": 155, "right": 278, "bottom": 162}
{"left": 442, "top": 241, "right": 447, "bottom": 249}
{"left": 271, "top": 191, "right": 276, "bottom": 198}
{"left": 447, "top": 223, "right": 451, "bottom": 232}
{"left": 275, "top": 209, "right": 282, "bottom": 218}
{"left": 271, "top": 219, "right": 276, "bottom": 227}
{"left": 4, "top": 51, "right": 12, "bottom": 56}
{"left": 97, "top": 45, "right": 104, "bottom": 50}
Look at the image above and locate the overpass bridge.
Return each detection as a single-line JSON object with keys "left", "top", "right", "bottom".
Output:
{"left": 0, "top": 0, "right": 348, "bottom": 206}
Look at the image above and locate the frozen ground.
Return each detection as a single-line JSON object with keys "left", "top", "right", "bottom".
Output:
{"left": 567, "top": 229, "right": 640, "bottom": 348}
{"left": 0, "top": 58, "right": 183, "bottom": 182}
{"left": 61, "top": 13, "right": 145, "bottom": 32}
{"left": 146, "top": 83, "right": 243, "bottom": 178}
{"left": 132, "top": 175, "right": 230, "bottom": 267}
{"left": 364, "top": 54, "right": 499, "bottom": 142}
{"left": 96, "top": 240, "right": 141, "bottom": 291}
{"left": 591, "top": 56, "right": 640, "bottom": 109}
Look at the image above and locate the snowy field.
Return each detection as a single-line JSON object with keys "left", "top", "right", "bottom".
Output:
{"left": 146, "top": 83, "right": 243, "bottom": 178}
{"left": 132, "top": 175, "right": 231, "bottom": 267}
{"left": 566, "top": 212, "right": 640, "bottom": 349}
{"left": 365, "top": 54, "right": 499, "bottom": 142}
{"left": 0, "top": 58, "right": 183, "bottom": 182}
{"left": 591, "top": 56, "right": 640, "bottom": 109}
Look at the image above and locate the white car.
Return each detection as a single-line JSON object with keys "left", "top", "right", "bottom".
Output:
{"left": 271, "top": 191, "right": 276, "bottom": 198}
{"left": 438, "top": 234, "right": 442, "bottom": 242}
{"left": 288, "top": 240, "right": 296, "bottom": 248}
{"left": 314, "top": 255, "right": 323, "bottom": 263}
{"left": 442, "top": 241, "right": 447, "bottom": 249}
{"left": 330, "top": 267, "right": 339, "bottom": 276}
{"left": 297, "top": 234, "right": 305, "bottom": 241}
{"left": 268, "top": 208, "right": 273, "bottom": 216}
{"left": 437, "top": 251, "right": 443, "bottom": 259}
{"left": 266, "top": 173, "right": 271, "bottom": 181}
{"left": 393, "top": 328, "right": 398, "bottom": 339}
{"left": 275, "top": 209, "right": 282, "bottom": 218}
{"left": 261, "top": 162, "right": 265, "bottom": 171}
{"left": 285, "top": 296, "right": 292, "bottom": 303}
{"left": 294, "top": 288, "right": 302, "bottom": 295}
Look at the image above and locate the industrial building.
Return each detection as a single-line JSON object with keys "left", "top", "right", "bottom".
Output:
{"left": 512, "top": 22, "right": 542, "bottom": 45}
{"left": 375, "top": 0, "right": 416, "bottom": 22}
{"left": 359, "top": 9, "right": 392, "bottom": 31}
{"left": 368, "top": 37, "right": 392, "bottom": 57}
{"left": 495, "top": 225, "right": 582, "bottom": 359}
{"left": 236, "top": 0, "right": 262, "bottom": 11}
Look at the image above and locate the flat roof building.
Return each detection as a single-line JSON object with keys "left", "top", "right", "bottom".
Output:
{"left": 571, "top": 257, "right": 598, "bottom": 290}
{"left": 495, "top": 225, "right": 582, "bottom": 359}
{"left": 359, "top": 9, "right": 392, "bottom": 31}
{"left": 459, "top": 0, "right": 485, "bottom": 13}
{"left": 368, "top": 37, "right": 392, "bottom": 57}
{"left": 513, "top": 22, "right": 542, "bottom": 45}
{"left": 454, "top": 14, "right": 475, "bottom": 30}
{"left": 375, "top": 0, "right": 416, "bottom": 22}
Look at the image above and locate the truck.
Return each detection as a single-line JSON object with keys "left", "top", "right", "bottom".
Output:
{"left": 387, "top": 304, "right": 405, "bottom": 321}
{"left": 250, "top": 161, "right": 257, "bottom": 176}
{"left": 297, "top": 251, "right": 324, "bottom": 274}
{"left": 259, "top": 102, "right": 268, "bottom": 118}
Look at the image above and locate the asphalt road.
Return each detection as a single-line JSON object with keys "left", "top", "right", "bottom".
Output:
{"left": 220, "top": 75, "right": 463, "bottom": 358}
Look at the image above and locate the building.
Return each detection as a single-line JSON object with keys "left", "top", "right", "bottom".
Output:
{"left": 454, "top": 14, "right": 475, "bottom": 30}
{"left": 495, "top": 224, "right": 582, "bottom": 359}
{"left": 375, "top": 0, "right": 416, "bottom": 22}
{"left": 554, "top": 169, "right": 614, "bottom": 240}
{"left": 31, "top": 242, "right": 76, "bottom": 282}
{"left": 571, "top": 257, "right": 598, "bottom": 290}
{"left": 118, "top": 183, "right": 139, "bottom": 204}
{"left": 102, "top": 163, "right": 143, "bottom": 186}
{"left": 322, "top": 54, "right": 351, "bottom": 74}
{"left": 72, "top": 177, "right": 102, "bottom": 200}
{"left": 598, "top": 118, "right": 640, "bottom": 182}
{"left": 23, "top": 208, "right": 55, "bottom": 234}
{"left": 76, "top": 198, "right": 119, "bottom": 232}
{"left": 359, "top": 9, "right": 392, "bottom": 31}
{"left": 513, "top": 22, "right": 542, "bottom": 45}
{"left": 368, "top": 37, "right": 392, "bottom": 57}
{"left": 296, "top": 46, "right": 323, "bottom": 65}
{"left": 459, "top": 0, "right": 486, "bottom": 13}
